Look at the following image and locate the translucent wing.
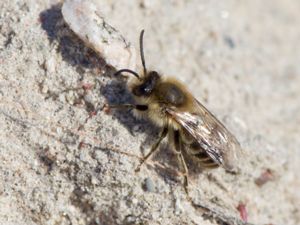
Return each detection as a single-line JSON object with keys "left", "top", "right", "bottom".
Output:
{"left": 166, "top": 99, "right": 241, "bottom": 170}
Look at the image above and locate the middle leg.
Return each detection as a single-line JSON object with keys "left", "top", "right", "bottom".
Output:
{"left": 173, "top": 130, "right": 189, "bottom": 195}
{"left": 135, "top": 126, "right": 168, "bottom": 172}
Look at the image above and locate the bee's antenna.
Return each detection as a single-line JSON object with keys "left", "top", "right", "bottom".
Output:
{"left": 114, "top": 30, "right": 146, "bottom": 81}
{"left": 140, "top": 29, "right": 147, "bottom": 76}
{"left": 114, "top": 69, "right": 141, "bottom": 80}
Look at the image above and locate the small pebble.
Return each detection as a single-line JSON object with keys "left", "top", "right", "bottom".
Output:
{"left": 144, "top": 177, "right": 156, "bottom": 192}
{"left": 91, "top": 176, "right": 98, "bottom": 185}
{"left": 255, "top": 169, "right": 274, "bottom": 186}
{"left": 41, "top": 84, "right": 48, "bottom": 94}
{"left": 131, "top": 198, "right": 138, "bottom": 205}
{"left": 223, "top": 35, "right": 235, "bottom": 49}
{"left": 237, "top": 202, "right": 248, "bottom": 222}
{"left": 174, "top": 198, "right": 183, "bottom": 215}
{"left": 45, "top": 56, "right": 56, "bottom": 73}
{"left": 124, "top": 215, "right": 137, "bottom": 224}
{"left": 133, "top": 125, "right": 140, "bottom": 133}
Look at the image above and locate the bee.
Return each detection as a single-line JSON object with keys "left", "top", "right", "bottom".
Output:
{"left": 112, "top": 30, "right": 241, "bottom": 193}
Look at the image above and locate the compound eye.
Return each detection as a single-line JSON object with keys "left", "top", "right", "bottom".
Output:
{"left": 132, "top": 86, "right": 143, "bottom": 96}
{"left": 132, "top": 71, "right": 160, "bottom": 97}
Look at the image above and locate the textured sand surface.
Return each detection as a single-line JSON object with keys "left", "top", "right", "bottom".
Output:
{"left": 0, "top": 0, "right": 300, "bottom": 225}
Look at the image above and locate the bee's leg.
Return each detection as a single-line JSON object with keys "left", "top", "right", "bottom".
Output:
{"left": 174, "top": 130, "right": 189, "bottom": 195}
{"left": 135, "top": 127, "right": 168, "bottom": 172}
{"left": 109, "top": 104, "right": 148, "bottom": 111}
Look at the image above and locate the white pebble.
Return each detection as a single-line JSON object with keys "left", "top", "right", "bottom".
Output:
{"left": 131, "top": 198, "right": 138, "bottom": 205}
{"left": 45, "top": 56, "right": 56, "bottom": 74}
{"left": 174, "top": 198, "right": 183, "bottom": 215}
{"left": 62, "top": 0, "right": 137, "bottom": 71}
{"left": 145, "top": 177, "right": 156, "bottom": 192}
{"left": 91, "top": 176, "right": 98, "bottom": 185}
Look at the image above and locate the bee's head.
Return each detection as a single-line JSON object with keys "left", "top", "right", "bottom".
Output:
{"left": 132, "top": 71, "right": 160, "bottom": 96}
{"left": 114, "top": 30, "right": 160, "bottom": 97}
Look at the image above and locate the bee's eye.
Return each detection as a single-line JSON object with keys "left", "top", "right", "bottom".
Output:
{"left": 132, "top": 71, "right": 160, "bottom": 97}
{"left": 132, "top": 83, "right": 152, "bottom": 96}
{"left": 132, "top": 86, "right": 144, "bottom": 96}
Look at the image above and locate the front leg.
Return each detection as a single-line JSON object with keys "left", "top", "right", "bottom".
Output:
{"left": 109, "top": 104, "right": 148, "bottom": 111}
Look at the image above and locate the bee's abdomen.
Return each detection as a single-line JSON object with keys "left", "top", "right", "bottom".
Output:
{"left": 189, "top": 141, "right": 219, "bottom": 169}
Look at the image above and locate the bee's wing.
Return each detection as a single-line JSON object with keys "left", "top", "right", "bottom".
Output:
{"left": 166, "top": 99, "right": 241, "bottom": 170}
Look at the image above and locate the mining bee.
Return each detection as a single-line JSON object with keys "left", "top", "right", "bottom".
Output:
{"left": 111, "top": 30, "right": 241, "bottom": 194}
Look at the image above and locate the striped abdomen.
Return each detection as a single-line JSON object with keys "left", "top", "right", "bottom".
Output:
{"left": 188, "top": 141, "right": 219, "bottom": 169}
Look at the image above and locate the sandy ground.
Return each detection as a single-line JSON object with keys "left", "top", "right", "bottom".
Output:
{"left": 0, "top": 0, "right": 300, "bottom": 225}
